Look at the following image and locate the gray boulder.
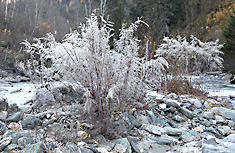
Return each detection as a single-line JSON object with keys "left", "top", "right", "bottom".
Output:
{"left": 33, "top": 88, "right": 55, "bottom": 106}
{"left": 21, "top": 116, "right": 41, "bottom": 129}
{"left": 6, "top": 112, "right": 23, "bottom": 123}
{"left": 22, "top": 142, "right": 46, "bottom": 153}
{"left": 4, "top": 131, "right": 33, "bottom": 144}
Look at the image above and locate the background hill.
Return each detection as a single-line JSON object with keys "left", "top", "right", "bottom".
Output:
{"left": 0, "top": 0, "right": 234, "bottom": 72}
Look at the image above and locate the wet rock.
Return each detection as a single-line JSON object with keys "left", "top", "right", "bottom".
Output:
{"left": 6, "top": 112, "right": 23, "bottom": 123}
{"left": 8, "top": 122, "right": 21, "bottom": 131}
{"left": 21, "top": 142, "right": 46, "bottom": 153}
{"left": 0, "top": 121, "right": 7, "bottom": 135}
{"left": 21, "top": 116, "right": 41, "bottom": 129}
{"left": 0, "top": 111, "right": 8, "bottom": 121}
{"left": 4, "top": 131, "right": 33, "bottom": 144}
{"left": 212, "top": 107, "right": 235, "bottom": 120}
{"left": 0, "top": 137, "right": 12, "bottom": 151}
{"left": 164, "top": 127, "right": 182, "bottom": 136}
{"left": 173, "top": 115, "right": 185, "bottom": 122}
{"left": 179, "top": 107, "right": 194, "bottom": 119}
{"left": 141, "top": 124, "right": 165, "bottom": 136}
{"left": 113, "top": 138, "right": 132, "bottom": 153}
{"left": 0, "top": 97, "right": 8, "bottom": 111}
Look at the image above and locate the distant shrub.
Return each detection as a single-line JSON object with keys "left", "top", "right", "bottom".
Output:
{"left": 156, "top": 35, "right": 223, "bottom": 96}
{"left": 156, "top": 35, "right": 224, "bottom": 74}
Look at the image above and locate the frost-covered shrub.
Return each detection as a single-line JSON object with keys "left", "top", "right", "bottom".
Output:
{"left": 156, "top": 35, "right": 224, "bottom": 74}
{"left": 20, "top": 34, "right": 57, "bottom": 86}
{"left": 21, "top": 15, "right": 168, "bottom": 118}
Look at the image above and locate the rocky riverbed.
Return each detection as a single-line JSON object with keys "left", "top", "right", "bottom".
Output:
{"left": 1, "top": 70, "right": 235, "bottom": 153}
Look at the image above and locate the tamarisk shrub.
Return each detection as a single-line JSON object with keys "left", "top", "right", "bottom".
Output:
{"left": 20, "top": 15, "right": 168, "bottom": 136}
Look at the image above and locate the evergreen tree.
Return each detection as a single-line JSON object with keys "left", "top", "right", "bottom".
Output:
{"left": 222, "top": 12, "right": 235, "bottom": 71}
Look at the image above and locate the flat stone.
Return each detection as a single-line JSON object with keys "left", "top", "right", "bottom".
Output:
{"left": 179, "top": 107, "right": 194, "bottom": 119}
{"left": 173, "top": 115, "right": 185, "bottom": 122}
{"left": 164, "top": 127, "right": 182, "bottom": 136}
{"left": 212, "top": 107, "right": 235, "bottom": 121}
{"left": 141, "top": 124, "right": 165, "bottom": 136}
{"left": 151, "top": 137, "right": 173, "bottom": 145}
{"left": 163, "top": 98, "right": 180, "bottom": 108}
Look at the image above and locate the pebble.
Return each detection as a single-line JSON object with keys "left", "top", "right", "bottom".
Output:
{"left": 8, "top": 122, "right": 21, "bottom": 131}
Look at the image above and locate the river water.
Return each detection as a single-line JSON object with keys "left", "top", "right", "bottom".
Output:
{"left": 0, "top": 75, "right": 235, "bottom": 105}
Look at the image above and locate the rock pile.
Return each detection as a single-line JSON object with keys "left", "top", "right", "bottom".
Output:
{"left": 1, "top": 86, "right": 235, "bottom": 152}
